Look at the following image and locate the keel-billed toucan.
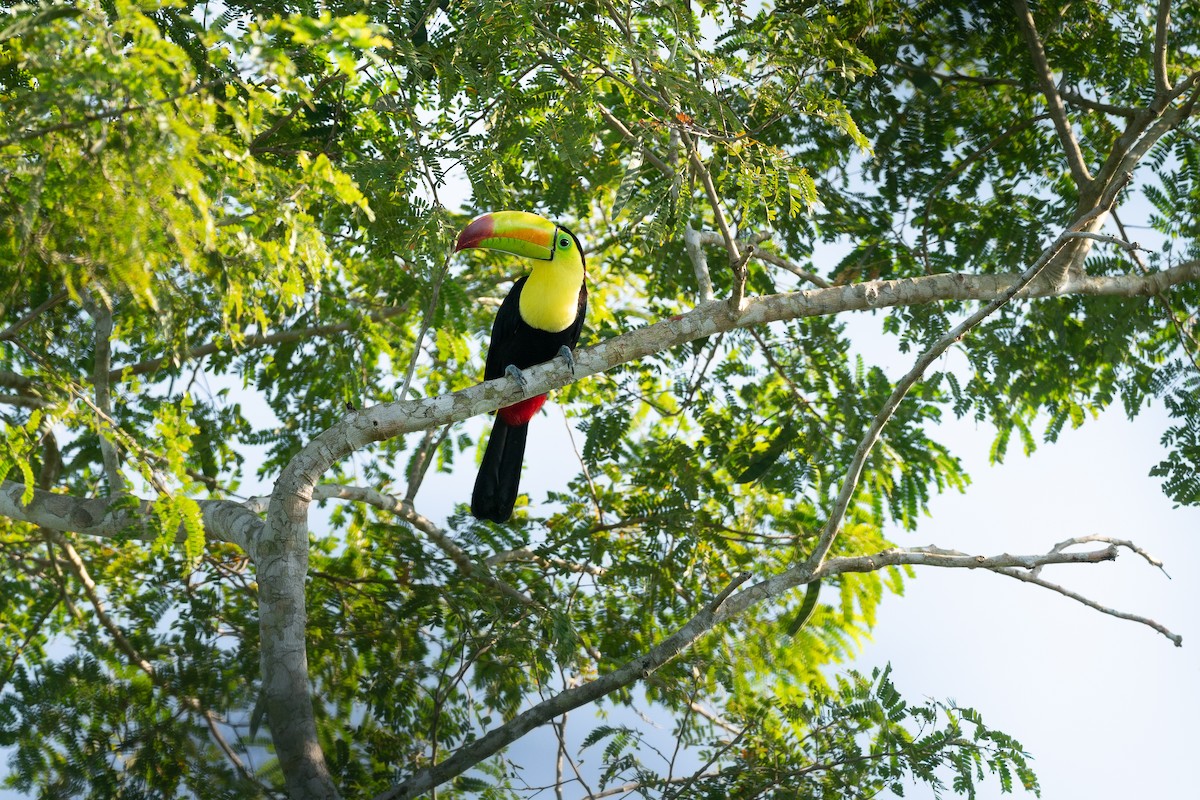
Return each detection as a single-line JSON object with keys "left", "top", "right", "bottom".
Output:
{"left": 455, "top": 211, "right": 587, "bottom": 522}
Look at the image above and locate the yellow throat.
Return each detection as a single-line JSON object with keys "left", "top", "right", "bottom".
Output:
{"left": 519, "top": 255, "right": 584, "bottom": 333}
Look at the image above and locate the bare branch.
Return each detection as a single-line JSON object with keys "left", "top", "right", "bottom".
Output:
{"left": 1039, "top": 534, "right": 1170, "bottom": 578}
{"left": 1062, "top": 230, "right": 1146, "bottom": 251}
{"left": 993, "top": 565, "right": 1181, "bottom": 646}
{"left": 0, "top": 480, "right": 260, "bottom": 550}
{"left": 1154, "top": 0, "right": 1173, "bottom": 95}
{"left": 683, "top": 225, "right": 714, "bottom": 302}
{"left": 688, "top": 700, "right": 743, "bottom": 737}
{"left": 380, "top": 544, "right": 1129, "bottom": 800}
{"left": 1011, "top": 0, "right": 1093, "bottom": 185}
{"left": 85, "top": 298, "right": 124, "bottom": 492}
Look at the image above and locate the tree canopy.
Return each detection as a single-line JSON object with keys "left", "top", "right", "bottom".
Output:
{"left": 0, "top": 1, "right": 1196, "bottom": 798}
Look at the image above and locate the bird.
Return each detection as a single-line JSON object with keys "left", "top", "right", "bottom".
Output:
{"left": 455, "top": 210, "right": 588, "bottom": 522}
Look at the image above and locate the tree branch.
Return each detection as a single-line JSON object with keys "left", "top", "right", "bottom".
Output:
{"left": 1154, "top": 0, "right": 1173, "bottom": 96}
{"left": 0, "top": 393, "right": 53, "bottom": 410}
{"left": 698, "top": 230, "right": 829, "bottom": 288}
{"left": 45, "top": 529, "right": 154, "bottom": 672}
{"left": 0, "top": 480, "right": 260, "bottom": 551}
{"left": 680, "top": 128, "right": 745, "bottom": 309}
{"left": 0, "top": 290, "right": 68, "bottom": 342}
{"left": 1011, "top": 0, "right": 1093, "bottom": 185}
{"left": 85, "top": 298, "right": 124, "bottom": 492}
{"left": 379, "top": 544, "right": 1130, "bottom": 800}
{"left": 0, "top": 81, "right": 218, "bottom": 148}
{"left": 683, "top": 225, "right": 714, "bottom": 302}
{"left": 1036, "top": 534, "right": 1170, "bottom": 578}
{"left": 485, "top": 547, "right": 606, "bottom": 576}
{"left": 993, "top": 565, "right": 1181, "bottom": 646}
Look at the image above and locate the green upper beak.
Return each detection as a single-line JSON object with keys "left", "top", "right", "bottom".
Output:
{"left": 455, "top": 210, "right": 558, "bottom": 261}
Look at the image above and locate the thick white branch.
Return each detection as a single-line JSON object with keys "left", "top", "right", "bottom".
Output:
{"left": 0, "top": 480, "right": 260, "bottom": 551}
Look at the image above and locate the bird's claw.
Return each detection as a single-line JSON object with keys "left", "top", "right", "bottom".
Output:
{"left": 505, "top": 364, "right": 529, "bottom": 388}
{"left": 558, "top": 345, "right": 576, "bottom": 375}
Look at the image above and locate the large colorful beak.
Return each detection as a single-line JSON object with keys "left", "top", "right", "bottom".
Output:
{"left": 455, "top": 210, "right": 558, "bottom": 261}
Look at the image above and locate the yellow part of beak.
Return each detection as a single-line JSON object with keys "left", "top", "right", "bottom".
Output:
{"left": 455, "top": 210, "right": 558, "bottom": 260}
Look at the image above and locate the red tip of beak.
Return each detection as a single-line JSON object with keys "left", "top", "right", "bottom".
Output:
{"left": 455, "top": 214, "right": 495, "bottom": 252}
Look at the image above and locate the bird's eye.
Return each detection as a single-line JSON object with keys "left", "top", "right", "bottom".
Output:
{"left": 558, "top": 236, "right": 571, "bottom": 249}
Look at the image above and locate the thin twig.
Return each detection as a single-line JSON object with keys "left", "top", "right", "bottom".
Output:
{"left": 1111, "top": 209, "right": 1200, "bottom": 375}
{"left": 0, "top": 82, "right": 217, "bottom": 149}
{"left": 919, "top": 113, "right": 1051, "bottom": 273}
{"left": 109, "top": 303, "right": 411, "bottom": 382}
{"left": 0, "top": 290, "right": 68, "bottom": 342}
{"left": 679, "top": 128, "right": 744, "bottom": 308}
{"left": 1041, "top": 534, "right": 1170, "bottom": 578}
{"left": 404, "top": 424, "right": 449, "bottom": 504}
{"left": 486, "top": 546, "right": 606, "bottom": 576}
{"left": 559, "top": 406, "right": 604, "bottom": 523}
{"left": 993, "top": 565, "right": 1182, "bottom": 646}
{"left": 400, "top": 256, "right": 450, "bottom": 401}
{"left": 46, "top": 530, "right": 153, "bottom": 672}
{"left": 698, "top": 230, "right": 829, "bottom": 288}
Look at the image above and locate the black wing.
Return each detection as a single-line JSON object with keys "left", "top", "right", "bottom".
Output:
{"left": 483, "top": 276, "right": 528, "bottom": 382}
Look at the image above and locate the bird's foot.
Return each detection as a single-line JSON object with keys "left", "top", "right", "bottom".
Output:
{"left": 557, "top": 345, "right": 576, "bottom": 375}
{"left": 505, "top": 364, "right": 529, "bottom": 388}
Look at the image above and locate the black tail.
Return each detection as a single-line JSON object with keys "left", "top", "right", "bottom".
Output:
{"left": 471, "top": 420, "right": 528, "bottom": 522}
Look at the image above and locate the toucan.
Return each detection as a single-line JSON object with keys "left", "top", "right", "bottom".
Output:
{"left": 455, "top": 210, "right": 588, "bottom": 522}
